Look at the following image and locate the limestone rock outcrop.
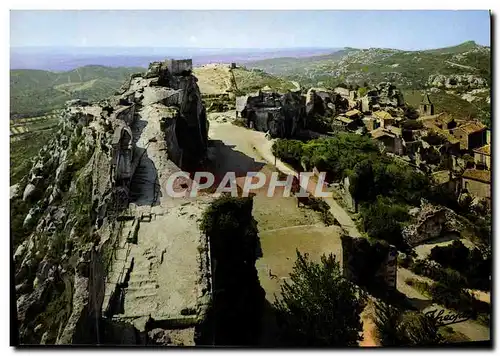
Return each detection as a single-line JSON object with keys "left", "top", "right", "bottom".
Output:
{"left": 359, "top": 82, "right": 405, "bottom": 113}
{"left": 305, "top": 88, "right": 349, "bottom": 118}
{"left": 236, "top": 90, "right": 305, "bottom": 138}
{"left": 401, "top": 202, "right": 465, "bottom": 246}
{"left": 12, "top": 58, "right": 210, "bottom": 345}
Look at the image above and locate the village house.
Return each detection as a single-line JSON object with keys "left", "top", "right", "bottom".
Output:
{"left": 332, "top": 115, "right": 357, "bottom": 130}
{"left": 461, "top": 169, "right": 491, "bottom": 201}
{"left": 431, "top": 170, "right": 459, "bottom": 197}
{"left": 473, "top": 144, "right": 491, "bottom": 170}
{"left": 419, "top": 112, "right": 457, "bottom": 130}
{"left": 451, "top": 121, "right": 487, "bottom": 151}
{"left": 362, "top": 117, "right": 380, "bottom": 132}
{"left": 373, "top": 110, "right": 395, "bottom": 128}
{"left": 370, "top": 126, "right": 404, "bottom": 155}
{"left": 345, "top": 108, "right": 362, "bottom": 120}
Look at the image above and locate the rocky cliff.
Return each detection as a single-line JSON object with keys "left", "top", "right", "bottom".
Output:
{"left": 11, "top": 59, "right": 211, "bottom": 345}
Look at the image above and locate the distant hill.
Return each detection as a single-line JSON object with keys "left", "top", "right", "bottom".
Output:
{"left": 246, "top": 41, "right": 490, "bottom": 89}
{"left": 10, "top": 65, "right": 144, "bottom": 117}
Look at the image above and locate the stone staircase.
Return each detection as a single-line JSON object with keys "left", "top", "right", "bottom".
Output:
{"left": 120, "top": 247, "right": 161, "bottom": 318}
{"left": 102, "top": 219, "right": 137, "bottom": 316}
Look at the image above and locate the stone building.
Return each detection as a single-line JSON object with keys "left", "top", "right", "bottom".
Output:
{"left": 236, "top": 90, "right": 305, "bottom": 138}
{"left": 419, "top": 112, "right": 456, "bottom": 130}
{"left": 461, "top": 169, "right": 491, "bottom": 200}
{"left": 164, "top": 59, "right": 193, "bottom": 75}
{"left": 373, "top": 110, "right": 395, "bottom": 128}
{"left": 419, "top": 93, "right": 434, "bottom": 116}
{"left": 451, "top": 121, "right": 487, "bottom": 151}
{"left": 362, "top": 117, "right": 381, "bottom": 132}
{"left": 431, "top": 170, "right": 459, "bottom": 197}
{"left": 473, "top": 144, "right": 491, "bottom": 170}
{"left": 371, "top": 126, "right": 404, "bottom": 155}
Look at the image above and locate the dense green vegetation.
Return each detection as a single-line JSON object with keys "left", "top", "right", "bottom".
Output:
{"left": 374, "top": 301, "right": 442, "bottom": 346}
{"left": 272, "top": 133, "right": 430, "bottom": 248}
{"left": 10, "top": 130, "right": 56, "bottom": 184}
{"left": 359, "top": 197, "right": 410, "bottom": 249}
{"left": 10, "top": 65, "right": 143, "bottom": 117}
{"left": 429, "top": 240, "right": 491, "bottom": 291}
{"left": 274, "top": 251, "right": 365, "bottom": 346}
{"left": 341, "top": 235, "right": 394, "bottom": 291}
{"left": 272, "top": 133, "right": 381, "bottom": 181}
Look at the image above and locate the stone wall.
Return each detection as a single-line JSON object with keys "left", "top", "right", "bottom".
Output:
{"left": 341, "top": 235, "right": 397, "bottom": 290}
{"left": 462, "top": 177, "right": 490, "bottom": 199}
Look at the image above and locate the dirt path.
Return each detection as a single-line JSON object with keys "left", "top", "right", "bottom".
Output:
{"left": 208, "top": 118, "right": 361, "bottom": 237}
{"left": 253, "top": 131, "right": 361, "bottom": 237}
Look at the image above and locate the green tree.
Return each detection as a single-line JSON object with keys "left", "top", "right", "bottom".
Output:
{"left": 358, "top": 87, "right": 368, "bottom": 97}
{"left": 404, "top": 105, "right": 420, "bottom": 120}
{"left": 374, "top": 301, "right": 442, "bottom": 346}
{"left": 359, "top": 196, "right": 410, "bottom": 248}
{"left": 274, "top": 251, "right": 365, "bottom": 346}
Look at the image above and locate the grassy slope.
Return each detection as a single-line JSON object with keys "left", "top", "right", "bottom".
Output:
{"left": 233, "top": 67, "right": 296, "bottom": 94}
{"left": 10, "top": 65, "right": 144, "bottom": 117}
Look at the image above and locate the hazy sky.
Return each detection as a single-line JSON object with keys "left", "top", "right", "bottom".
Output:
{"left": 10, "top": 10, "right": 491, "bottom": 50}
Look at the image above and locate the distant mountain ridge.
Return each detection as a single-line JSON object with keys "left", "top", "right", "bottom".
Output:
{"left": 244, "top": 41, "right": 491, "bottom": 89}
{"left": 10, "top": 47, "right": 341, "bottom": 71}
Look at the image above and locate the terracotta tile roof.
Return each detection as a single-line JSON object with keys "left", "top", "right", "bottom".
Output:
{"left": 424, "top": 124, "right": 460, "bottom": 145}
{"left": 462, "top": 169, "right": 490, "bottom": 183}
{"left": 371, "top": 127, "right": 396, "bottom": 139}
{"left": 335, "top": 116, "right": 354, "bottom": 124}
{"left": 345, "top": 109, "right": 361, "bottom": 117}
{"left": 419, "top": 113, "right": 454, "bottom": 126}
{"left": 473, "top": 144, "right": 491, "bottom": 156}
{"left": 456, "top": 121, "right": 487, "bottom": 135}
{"left": 373, "top": 110, "right": 392, "bottom": 120}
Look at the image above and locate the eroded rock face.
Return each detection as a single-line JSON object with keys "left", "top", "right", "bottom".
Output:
{"left": 236, "top": 90, "right": 305, "bottom": 138}
{"left": 402, "top": 203, "right": 465, "bottom": 246}
{"left": 305, "top": 88, "right": 349, "bottom": 118}
{"left": 428, "top": 74, "right": 488, "bottom": 90}
{"left": 359, "top": 82, "right": 405, "bottom": 113}
{"left": 13, "top": 58, "right": 211, "bottom": 345}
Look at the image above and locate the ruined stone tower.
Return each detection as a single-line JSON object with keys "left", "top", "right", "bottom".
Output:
{"left": 419, "top": 93, "right": 434, "bottom": 116}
